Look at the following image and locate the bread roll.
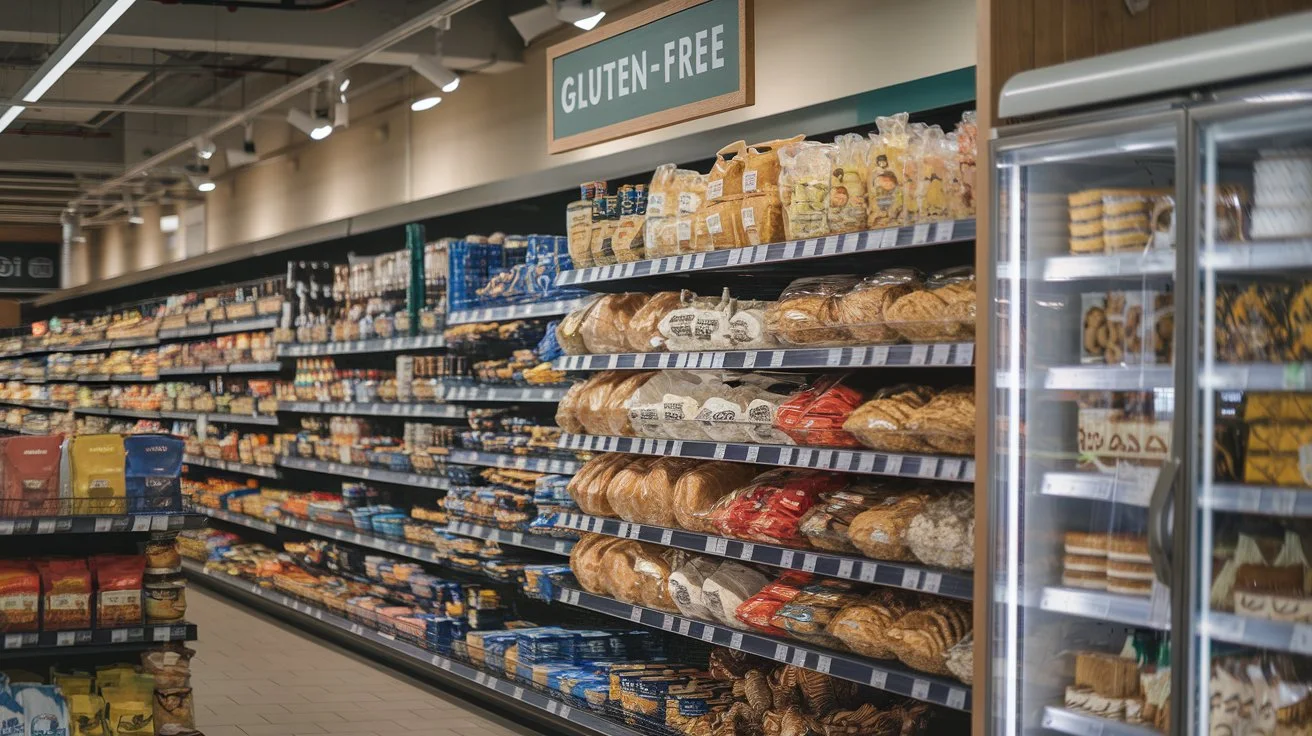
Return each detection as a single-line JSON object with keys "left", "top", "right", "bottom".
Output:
{"left": 554, "top": 380, "right": 588, "bottom": 435}
{"left": 607, "top": 456, "right": 659, "bottom": 524}
{"left": 633, "top": 456, "right": 700, "bottom": 527}
{"left": 580, "top": 293, "right": 651, "bottom": 354}
{"left": 847, "top": 492, "right": 929, "bottom": 561}
{"left": 626, "top": 292, "right": 682, "bottom": 353}
{"left": 673, "top": 463, "right": 759, "bottom": 533}
{"left": 842, "top": 385, "right": 936, "bottom": 453}
{"left": 834, "top": 269, "right": 921, "bottom": 344}
{"left": 765, "top": 276, "right": 858, "bottom": 346}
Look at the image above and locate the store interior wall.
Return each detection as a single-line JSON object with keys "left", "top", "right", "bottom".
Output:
{"left": 76, "top": 0, "right": 977, "bottom": 288}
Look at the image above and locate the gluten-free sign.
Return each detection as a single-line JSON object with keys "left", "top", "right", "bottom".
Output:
{"left": 547, "top": 0, "right": 753, "bottom": 154}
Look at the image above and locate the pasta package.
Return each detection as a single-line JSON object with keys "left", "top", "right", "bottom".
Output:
{"left": 779, "top": 141, "right": 833, "bottom": 240}
{"left": 71, "top": 434, "right": 126, "bottom": 515}
{"left": 829, "top": 133, "right": 870, "bottom": 234}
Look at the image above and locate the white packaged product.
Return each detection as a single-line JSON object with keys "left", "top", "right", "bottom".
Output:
{"left": 700, "top": 561, "right": 770, "bottom": 628}
{"left": 667, "top": 555, "right": 720, "bottom": 621}
{"left": 658, "top": 290, "right": 735, "bottom": 353}
{"left": 0, "top": 677, "right": 19, "bottom": 736}
{"left": 14, "top": 684, "right": 69, "bottom": 736}
{"left": 906, "top": 490, "right": 975, "bottom": 570}
{"left": 628, "top": 371, "right": 722, "bottom": 440}
{"left": 728, "top": 300, "right": 780, "bottom": 349}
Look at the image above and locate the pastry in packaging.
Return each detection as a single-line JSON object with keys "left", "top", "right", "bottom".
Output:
{"left": 884, "top": 265, "right": 976, "bottom": 342}
{"left": 885, "top": 601, "right": 971, "bottom": 676}
{"left": 779, "top": 141, "right": 833, "bottom": 240}
{"left": 556, "top": 296, "right": 601, "bottom": 356}
{"left": 1, "top": 434, "right": 63, "bottom": 517}
{"left": 145, "top": 576, "right": 187, "bottom": 623}
{"left": 706, "top": 141, "right": 747, "bottom": 203}
{"left": 904, "top": 387, "right": 975, "bottom": 456}
{"left": 741, "top": 137, "right": 799, "bottom": 197}
{"left": 579, "top": 293, "right": 651, "bottom": 354}
{"left": 668, "top": 555, "right": 721, "bottom": 621}
{"left": 672, "top": 463, "right": 760, "bottom": 534}
{"left": 910, "top": 125, "right": 953, "bottom": 223}
{"left": 847, "top": 491, "right": 930, "bottom": 561}
{"left": 843, "top": 384, "right": 936, "bottom": 453}
{"left": 906, "top": 489, "right": 974, "bottom": 570}
{"left": 834, "top": 269, "right": 921, "bottom": 344}
{"left": 626, "top": 291, "right": 683, "bottom": 353}
{"left": 764, "top": 276, "right": 857, "bottom": 346}
{"left": 630, "top": 457, "right": 699, "bottom": 528}
{"left": 769, "top": 582, "right": 862, "bottom": 647}
{"left": 568, "top": 453, "right": 630, "bottom": 516}
{"left": 1216, "top": 283, "right": 1289, "bottom": 363}
{"left": 827, "top": 589, "right": 914, "bottom": 659}
{"left": 828, "top": 133, "right": 870, "bottom": 234}
{"left": 867, "top": 113, "right": 911, "bottom": 229}
{"left": 738, "top": 194, "right": 785, "bottom": 247}
{"left": 798, "top": 482, "right": 908, "bottom": 553}
{"left": 773, "top": 375, "right": 865, "bottom": 448}
{"left": 952, "top": 111, "right": 978, "bottom": 219}
{"left": 153, "top": 688, "right": 194, "bottom": 732}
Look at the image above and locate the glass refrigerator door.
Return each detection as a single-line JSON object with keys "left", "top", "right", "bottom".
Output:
{"left": 991, "top": 113, "right": 1184, "bottom": 736}
{"left": 1193, "top": 93, "right": 1312, "bottom": 735}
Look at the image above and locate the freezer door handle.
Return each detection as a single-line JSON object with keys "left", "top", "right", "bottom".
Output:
{"left": 1148, "top": 456, "right": 1180, "bottom": 586}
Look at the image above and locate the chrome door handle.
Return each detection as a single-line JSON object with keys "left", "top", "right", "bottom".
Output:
{"left": 1148, "top": 456, "right": 1180, "bottom": 587}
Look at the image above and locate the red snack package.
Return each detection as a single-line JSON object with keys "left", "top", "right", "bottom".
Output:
{"left": 0, "top": 562, "right": 39, "bottom": 633}
{"left": 37, "top": 558, "right": 92, "bottom": 631}
{"left": 757, "top": 570, "right": 814, "bottom": 602}
{"left": 1, "top": 435, "right": 64, "bottom": 517}
{"left": 91, "top": 554, "right": 145, "bottom": 627}
{"left": 708, "top": 469, "right": 846, "bottom": 546}
{"left": 735, "top": 594, "right": 789, "bottom": 636}
{"left": 773, "top": 376, "right": 866, "bottom": 448}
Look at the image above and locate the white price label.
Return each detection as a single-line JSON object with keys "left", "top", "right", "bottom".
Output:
{"left": 739, "top": 543, "right": 755, "bottom": 560}
{"left": 929, "top": 344, "right": 950, "bottom": 365}
{"left": 815, "top": 655, "right": 832, "bottom": 674}
{"left": 661, "top": 614, "right": 675, "bottom": 630}
{"left": 700, "top": 626, "right": 716, "bottom": 643}
{"left": 729, "top": 632, "right": 744, "bottom": 649}
{"left": 678, "top": 619, "right": 692, "bottom": 636}
{"left": 870, "top": 670, "right": 888, "bottom": 689}
{"left": 922, "top": 572, "right": 942, "bottom": 594}
{"left": 1271, "top": 489, "right": 1298, "bottom": 517}
{"left": 152, "top": 515, "right": 169, "bottom": 531}
{"left": 884, "top": 455, "right": 903, "bottom": 475}
{"left": 918, "top": 459, "right": 939, "bottom": 478}
{"left": 110, "top": 629, "right": 128, "bottom": 643}
{"left": 660, "top": 529, "right": 674, "bottom": 545}
{"left": 132, "top": 516, "right": 151, "bottom": 532}
{"left": 780, "top": 550, "right": 795, "bottom": 568}
{"left": 859, "top": 563, "right": 877, "bottom": 583}
{"left": 713, "top": 444, "right": 726, "bottom": 460}
{"left": 36, "top": 520, "right": 54, "bottom": 534}
{"left": 879, "top": 228, "right": 899, "bottom": 249}
{"left": 934, "top": 221, "right": 956, "bottom": 242}
{"left": 512, "top": 687, "right": 524, "bottom": 699}
{"left": 709, "top": 537, "right": 729, "bottom": 555}
{"left": 56, "top": 631, "right": 76, "bottom": 646}
{"left": 912, "top": 224, "right": 931, "bottom": 244}
{"left": 745, "top": 446, "right": 760, "bottom": 463}
{"left": 559, "top": 706, "right": 571, "bottom": 720}
{"left": 629, "top": 607, "right": 643, "bottom": 623}
{"left": 940, "top": 459, "right": 963, "bottom": 478}
{"left": 947, "top": 689, "right": 967, "bottom": 710}
{"left": 1292, "top": 624, "right": 1312, "bottom": 654}
{"left": 153, "top": 626, "right": 171, "bottom": 642}
{"left": 3, "top": 635, "right": 22, "bottom": 649}
{"left": 618, "top": 523, "right": 631, "bottom": 539}
{"left": 791, "top": 649, "right": 808, "bottom": 667}
{"left": 773, "top": 643, "right": 789, "bottom": 661}
{"left": 837, "top": 559, "right": 855, "bottom": 578}
{"left": 911, "top": 680, "right": 931, "bottom": 700}
{"left": 901, "top": 568, "right": 922, "bottom": 589}
{"left": 801, "top": 555, "right": 817, "bottom": 573}
{"left": 95, "top": 518, "right": 113, "bottom": 532}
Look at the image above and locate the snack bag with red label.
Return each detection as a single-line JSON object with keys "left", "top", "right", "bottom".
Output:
{"left": 772, "top": 376, "right": 866, "bottom": 448}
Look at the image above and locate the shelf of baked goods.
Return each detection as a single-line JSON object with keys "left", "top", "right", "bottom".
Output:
{"left": 277, "top": 400, "right": 468, "bottom": 419}
{"left": 157, "top": 315, "right": 279, "bottom": 340}
{"left": 1203, "top": 240, "right": 1312, "bottom": 272}
{"left": 446, "top": 449, "right": 582, "bottom": 475}
{"left": 555, "top": 342, "right": 975, "bottom": 372}
{"left": 1203, "top": 612, "right": 1312, "bottom": 656}
{"left": 183, "top": 454, "right": 281, "bottom": 479}
{"left": 0, "top": 512, "right": 203, "bottom": 536}
{"left": 1041, "top": 705, "right": 1162, "bottom": 736}
{"left": 446, "top": 296, "right": 593, "bottom": 327}
{"left": 1044, "top": 365, "right": 1174, "bottom": 391}
{"left": 560, "top": 434, "right": 974, "bottom": 483}
{"left": 191, "top": 504, "right": 277, "bottom": 533}
{"left": 1040, "top": 470, "right": 1158, "bottom": 508}
{"left": 551, "top": 586, "right": 970, "bottom": 711}
{"left": 159, "top": 362, "right": 283, "bottom": 376}
{"left": 276, "top": 456, "right": 450, "bottom": 490}
{"left": 557, "top": 220, "right": 976, "bottom": 287}
{"left": 0, "top": 397, "right": 67, "bottom": 411}
{"left": 0, "top": 623, "right": 196, "bottom": 656}
{"left": 277, "top": 333, "right": 446, "bottom": 357}
{"left": 444, "top": 521, "right": 575, "bottom": 556}
{"left": 72, "top": 406, "right": 280, "bottom": 426}
{"left": 1041, "top": 249, "right": 1175, "bottom": 282}
{"left": 1204, "top": 483, "right": 1312, "bottom": 516}
{"left": 0, "top": 425, "right": 49, "bottom": 435}
{"left": 182, "top": 559, "right": 646, "bottom": 736}
{"left": 553, "top": 512, "right": 971, "bottom": 599}
{"left": 1039, "top": 586, "right": 1167, "bottom": 629}
{"left": 438, "top": 383, "right": 571, "bottom": 403}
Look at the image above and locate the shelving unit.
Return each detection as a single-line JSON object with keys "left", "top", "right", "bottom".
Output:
{"left": 1038, "top": 587, "right": 1166, "bottom": 630}
{"left": 277, "top": 401, "right": 466, "bottom": 419}
{"left": 1040, "top": 706, "right": 1160, "bottom": 736}
{"left": 276, "top": 456, "right": 450, "bottom": 490}
{"left": 0, "top": 623, "right": 196, "bottom": 656}
{"left": 277, "top": 334, "right": 445, "bottom": 357}
{"left": 446, "top": 297, "right": 592, "bottom": 326}
{"left": 183, "top": 454, "right": 281, "bottom": 479}
{"left": 0, "top": 513, "right": 203, "bottom": 535}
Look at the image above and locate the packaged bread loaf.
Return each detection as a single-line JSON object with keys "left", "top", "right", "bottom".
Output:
{"left": 626, "top": 291, "right": 682, "bottom": 353}
{"left": 603, "top": 540, "right": 679, "bottom": 611}
{"left": 646, "top": 166, "right": 707, "bottom": 258}
{"left": 904, "top": 386, "right": 975, "bottom": 456}
{"left": 884, "top": 265, "right": 977, "bottom": 342}
{"left": 673, "top": 462, "right": 760, "bottom": 533}
{"left": 867, "top": 113, "right": 912, "bottom": 229}
{"left": 612, "top": 213, "right": 647, "bottom": 263}
{"left": 707, "top": 141, "right": 747, "bottom": 203}
{"left": 827, "top": 589, "right": 916, "bottom": 659}
{"left": 885, "top": 601, "right": 972, "bottom": 676}
{"left": 952, "top": 112, "right": 978, "bottom": 219}
{"left": 834, "top": 269, "right": 921, "bottom": 344}
{"left": 847, "top": 491, "right": 930, "bottom": 561}
{"left": 764, "top": 276, "right": 858, "bottom": 346}
{"left": 668, "top": 555, "right": 721, "bottom": 620}
{"left": 843, "top": 385, "right": 937, "bottom": 453}
{"left": 659, "top": 290, "right": 735, "bottom": 352}
{"left": 630, "top": 456, "right": 700, "bottom": 527}
{"left": 556, "top": 297, "right": 601, "bottom": 355}
{"left": 829, "top": 133, "right": 870, "bottom": 234}
{"left": 694, "top": 197, "right": 746, "bottom": 251}
{"left": 769, "top": 582, "right": 864, "bottom": 648}
{"left": 579, "top": 293, "right": 651, "bottom": 354}
{"left": 701, "top": 561, "right": 771, "bottom": 628}
{"left": 738, "top": 194, "right": 785, "bottom": 246}
{"left": 601, "top": 371, "right": 656, "bottom": 436}
{"left": 742, "top": 136, "right": 799, "bottom": 196}
{"left": 569, "top": 533, "right": 627, "bottom": 593}
{"left": 727, "top": 298, "right": 779, "bottom": 349}
{"left": 566, "top": 453, "right": 622, "bottom": 516}
{"left": 798, "top": 482, "right": 910, "bottom": 553}
{"left": 555, "top": 375, "right": 597, "bottom": 434}
{"left": 911, "top": 126, "right": 953, "bottom": 223}
{"left": 779, "top": 141, "right": 834, "bottom": 240}
{"left": 906, "top": 489, "right": 974, "bottom": 570}
{"left": 605, "top": 456, "right": 660, "bottom": 524}
{"left": 566, "top": 197, "right": 595, "bottom": 269}
{"left": 707, "top": 469, "right": 848, "bottom": 547}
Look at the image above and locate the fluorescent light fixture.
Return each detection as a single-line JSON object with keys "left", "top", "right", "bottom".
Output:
{"left": 287, "top": 108, "right": 333, "bottom": 141}
{"left": 23, "top": 0, "right": 138, "bottom": 104}
{"left": 196, "top": 139, "right": 216, "bottom": 160}
{"left": 557, "top": 0, "right": 604, "bottom": 30}
{"left": 197, "top": 180, "right": 216, "bottom": 193}
{"left": 0, "top": 105, "right": 26, "bottom": 135}
{"left": 412, "top": 55, "right": 460, "bottom": 94}
{"left": 411, "top": 96, "right": 441, "bottom": 112}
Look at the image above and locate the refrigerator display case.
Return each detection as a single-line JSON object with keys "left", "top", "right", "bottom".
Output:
{"left": 988, "top": 13, "right": 1312, "bottom": 736}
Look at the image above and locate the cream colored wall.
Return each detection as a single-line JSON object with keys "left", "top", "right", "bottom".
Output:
{"left": 75, "top": 0, "right": 977, "bottom": 284}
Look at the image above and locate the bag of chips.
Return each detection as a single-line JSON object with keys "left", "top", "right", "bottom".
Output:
{"left": 0, "top": 562, "right": 38, "bottom": 633}
{"left": 91, "top": 555, "right": 144, "bottom": 628}
{"left": 123, "top": 436, "right": 184, "bottom": 514}
{"left": 38, "top": 559, "right": 92, "bottom": 631}
{"left": 71, "top": 435, "right": 126, "bottom": 515}
{"left": 102, "top": 686, "right": 152, "bottom": 736}
{"left": 1, "top": 435, "right": 63, "bottom": 517}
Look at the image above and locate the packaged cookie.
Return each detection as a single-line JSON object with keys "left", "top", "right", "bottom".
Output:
{"left": 764, "top": 276, "right": 858, "bottom": 346}
{"left": 828, "top": 133, "right": 870, "bottom": 235}
{"left": 737, "top": 194, "right": 785, "bottom": 246}
{"left": 1081, "top": 293, "right": 1109, "bottom": 364}
{"left": 834, "top": 268, "right": 921, "bottom": 344}
{"left": 867, "top": 113, "right": 911, "bottom": 229}
{"left": 884, "top": 265, "right": 976, "bottom": 343}
{"left": 706, "top": 141, "right": 747, "bottom": 203}
{"left": 779, "top": 141, "right": 833, "bottom": 240}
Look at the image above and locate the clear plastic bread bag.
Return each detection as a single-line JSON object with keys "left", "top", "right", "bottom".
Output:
{"left": 627, "top": 291, "right": 683, "bottom": 353}
{"left": 764, "top": 276, "right": 859, "bottom": 346}
{"left": 728, "top": 299, "right": 780, "bottom": 349}
{"left": 646, "top": 164, "right": 680, "bottom": 220}
{"left": 579, "top": 293, "right": 651, "bottom": 354}
{"left": 554, "top": 375, "right": 596, "bottom": 434}
{"left": 779, "top": 141, "right": 833, "bottom": 240}
{"left": 742, "top": 136, "right": 801, "bottom": 197}
{"left": 633, "top": 457, "right": 700, "bottom": 527}
{"left": 842, "top": 384, "right": 937, "bottom": 453}
{"left": 577, "top": 371, "right": 635, "bottom": 434}
{"left": 900, "top": 122, "right": 929, "bottom": 224}
{"left": 673, "top": 462, "right": 761, "bottom": 534}
{"left": 954, "top": 111, "right": 978, "bottom": 218}
{"left": 694, "top": 197, "right": 746, "bottom": 251}
{"left": 829, "top": 134, "right": 870, "bottom": 235}
{"left": 866, "top": 113, "right": 911, "bottom": 229}
{"left": 600, "top": 371, "right": 656, "bottom": 436}
{"left": 556, "top": 296, "right": 602, "bottom": 355}
{"left": 847, "top": 490, "right": 931, "bottom": 561}
{"left": 798, "top": 481, "right": 912, "bottom": 553}
{"left": 607, "top": 456, "right": 660, "bottom": 524}
{"left": 570, "top": 533, "right": 627, "bottom": 592}
{"left": 738, "top": 194, "right": 785, "bottom": 247}
{"left": 626, "top": 370, "right": 704, "bottom": 438}
{"left": 566, "top": 199, "right": 595, "bottom": 269}
{"left": 827, "top": 589, "right": 915, "bottom": 659}
{"left": 612, "top": 213, "right": 647, "bottom": 263}
{"left": 658, "top": 289, "right": 735, "bottom": 353}
{"left": 884, "top": 265, "right": 976, "bottom": 343}
{"left": 913, "top": 125, "right": 953, "bottom": 224}
{"left": 567, "top": 454, "right": 630, "bottom": 517}
{"left": 904, "top": 386, "right": 975, "bottom": 456}
{"left": 696, "top": 381, "right": 759, "bottom": 443}
{"left": 833, "top": 268, "right": 923, "bottom": 344}
{"left": 668, "top": 554, "right": 721, "bottom": 620}
{"left": 737, "top": 373, "right": 806, "bottom": 445}
{"left": 905, "top": 489, "right": 975, "bottom": 570}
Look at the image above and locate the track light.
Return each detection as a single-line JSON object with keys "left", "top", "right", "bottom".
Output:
{"left": 226, "top": 123, "right": 258, "bottom": 167}
{"left": 287, "top": 108, "right": 333, "bottom": 141}
{"left": 557, "top": 0, "right": 605, "bottom": 30}
{"left": 197, "top": 180, "right": 216, "bottom": 193}
{"left": 196, "top": 139, "right": 216, "bottom": 160}
{"left": 412, "top": 55, "right": 460, "bottom": 94}
{"left": 411, "top": 96, "right": 441, "bottom": 112}
{"left": 337, "top": 76, "right": 351, "bottom": 99}
{"left": 128, "top": 208, "right": 144, "bottom": 225}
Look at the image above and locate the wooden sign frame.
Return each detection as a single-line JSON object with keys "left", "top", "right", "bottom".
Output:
{"left": 546, "top": 0, "right": 754, "bottom": 154}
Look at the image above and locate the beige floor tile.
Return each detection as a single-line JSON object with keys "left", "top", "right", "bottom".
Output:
{"left": 240, "top": 724, "right": 324, "bottom": 736}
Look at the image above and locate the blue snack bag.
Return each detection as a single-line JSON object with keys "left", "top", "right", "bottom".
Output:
{"left": 123, "top": 435, "right": 184, "bottom": 514}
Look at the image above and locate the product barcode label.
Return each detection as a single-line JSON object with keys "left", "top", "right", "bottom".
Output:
{"left": 678, "top": 619, "right": 692, "bottom": 636}
{"left": 111, "top": 629, "right": 128, "bottom": 643}
{"left": 859, "top": 563, "right": 877, "bottom": 583}
{"left": 947, "top": 689, "right": 967, "bottom": 710}
{"left": 912, "top": 224, "right": 931, "bottom": 244}
{"left": 153, "top": 627, "right": 171, "bottom": 641}
{"left": 773, "top": 643, "right": 789, "bottom": 660}
{"left": 870, "top": 670, "right": 888, "bottom": 689}
{"left": 791, "top": 649, "right": 808, "bottom": 667}
{"left": 661, "top": 614, "right": 674, "bottom": 630}
{"left": 745, "top": 446, "right": 760, "bottom": 463}
{"left": 742, "top": 171, "right": 758, "bottom": 193}
{"left": 56, "top": 631, "right": 75, "bottom": 646}
{"left": 3, "top": 634, "right": 22, "bottom": 649}
{"left": 815, "top": 655, "right": 832, "bottom": 674}
{"left": 901, "top": 569, "right": 922, "bottom": 589}
{"left": 36, "top": 520, "right": 54, "bottom": 534}
{"left": 801, "top": 555, "right": 817, "bottom": 573}
{"left": 921, "top": 572, "right": 942, "bottom": 594}
{"left": 879, "top": 228, "right": 899, "bottom": 249}
{"left": 740, "top": 207, "right": 756, "bottom": 228}
{"left": 738, "top": 543, "right": 754, "bottom": 560}
{"left": 779, "top": 550, "right": 795, "bottom": 568}
{"left": 700, "top": 626, "right": 715, "bottom": 643}
{"left": 95, "top": 518, "right": 114, "bottom": 532}
{"left": 132, "top": 516, "right": 151, "bottom": 532}
{"left": 884, "top": 455, "right": 904, "bottom": 475}
{"left": 629, "top": 607, "right": 643, "bottom": 623}
{"left": 837, "top": 559, "right": 855, "bottom": 578}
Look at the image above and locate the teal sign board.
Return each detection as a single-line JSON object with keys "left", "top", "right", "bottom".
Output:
{"left": 547, "top": 0, "right": 753, "bottom": 153}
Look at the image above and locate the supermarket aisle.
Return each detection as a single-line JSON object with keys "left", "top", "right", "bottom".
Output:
{"left": 186, "top": 586, "right": 539, "bottom": 736}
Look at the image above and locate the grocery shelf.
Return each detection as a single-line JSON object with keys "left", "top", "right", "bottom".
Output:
{"left": 446, "top": 449, "right": 582, "bottom": 475}
{"left": 1204, "top": 240, "right": 1312, "bottom": 272}
{"left": 556, "top": 220, "right": 976, "bottom": 287}
{"left": 159, "top": 362, "right": 282, "bottom": 376}
{"left": 1203, "top": 613, "right": 1312, "bottom": 656}
{"left": 1040, "top": 471, "right": 1156, "bottom": 508}
{"left": 71, "top": 407, "right": 163, "bottom": 420}
{"left": 444, "top": 521, "right": 575, "bottom": 555}
{"left": 0, "top": 623, "right": 196, "bottom": 657}
{"left": 277, "top": 333, "right": 445, "bottom": 357}
{"left": 553, "top": 343, "right": 975, "bottom": 372}
{"left": 0, "top": 513, "right": 202, "bottom": 535}
{"left": 159, "top": 410, "right": 280, "bottom": 426}
{"left": 158, "top": 316, "right": 278, "bottom": 340}
{"left": 184, "top": 560, "right": 644, "bottom": 736}
{"left": 190, "top": 504, "right": 447, "bottom": 564}
{"left": 439, "top": 384, "right": 571, "bottom": 403}
{"left": 183, "top": 454, "right": 282, "bottom": 479}
{"left": 277, "top": 456, "right": 450, "bottom": 490}
{"left": 554, "top": 512, "right": 971, "bottom": 599}
{"left": 276, "top": 401, "right": 467, "bottom": 419}
{"left": 1044, "top": 365, "right": 1174, "bottom": 391}
{"left": 0, "top": 398, "right": 66, "bottom": 410}
{"left": 1038, "top": 587, "right": 1166, "bottom": 629}
{"left": 191, "top": 505, "right": 278, "bottom": 534}
{"left": 0, "top": 426, "right": 49, "bottom": 435}
{"left": 1205, "top": 484, "right": 1312, "bottom": 516}
{"left": 157, "top": 366, "right": 206, "bottom": 376}
{"left": 553, "top": 586, "right": 970, "bottom": 712}
{"left": 1203, "top": 363, "right": 1312, "bottom": 391}
{"left": 1042, "top": 249, "right": 1175, "bottom": 282}
{"left": 109, "top": 374, "right": 158, "bottom": 382}
{"left": 1041, "top": 706, "right": 1160, "bottom": 736}
{"left": 558, "top": 434, "right": 974, "bottom": 483}
{"left": 446, "top": 297, "right": 593, "bottom": 326}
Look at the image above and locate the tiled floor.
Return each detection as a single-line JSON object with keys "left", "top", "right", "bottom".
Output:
{"left": 188, "top": 586, "right": 540, "bottom": 736}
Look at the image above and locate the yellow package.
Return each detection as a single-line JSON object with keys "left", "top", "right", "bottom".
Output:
{"left": 71, "top": 435, "right": 125, "bottom": 515}
{"left": 867, "top": 113, "right": 911, "bottom": 229}
{"left": 94, "top": 665, "right": 136, "bottom": 694}
{"left": 738, "top": 194, "right": 784, "bottom": 247}
{"left": 70, "top": 693, "right": 107, "bottom": 736}
{"left": 612, "top": 215, "right": 646, "bottom": 263}
{"left": 52, "top": 670, "right": 94, "bottom": 695}
{"left": 706, "top": 141, "right": 746, "bottom": 203}
{"left": 829, "top": 133, "right": 870, "bottom": 234}
{"left": 101, "top": 687, "right": 152, "bottom": 736}
{"left": 693, "top": 198, "right": 745, "bottom": 251}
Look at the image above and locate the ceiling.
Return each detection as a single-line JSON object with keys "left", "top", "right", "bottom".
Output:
{"left": 0, "top": 0, "right": 603, "bottom": 225}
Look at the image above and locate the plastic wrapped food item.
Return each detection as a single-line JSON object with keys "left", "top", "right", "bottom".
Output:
{"left": 627, "top": 291, "right": 682, "bottom": 353}
{"left": 567, "top": 454, "right": 630, "bottom": 517}
{"left": 566, "top": 198, "right": 595, "bottom": 269}
{"left": 708, "top": 469, "right": 847, "bottom": 546}
{"left": 668, "top": 555, "right": 721, "bottom": 620}
{"left": 626, "top": 371, "right": 713, "bottom": 439}
{"left": 866, "top": 113, "right": 912, "bottom": 229}
{"left": 945, "top": 632, "right": 973, "bottom": 684}
{"left": 834, "top": 269, "right": 922, "bottom": 344}
{"left": 606, "top": 456, "right": 660, "bottom": 524}
{"left": 829, "top": 133, "right": 870, "bottom": 235}
{"left": 569, "top": 533, "right": 626, "bottom": 593}
{"left": 738, "top": 194, "right": 785, "bottom": 247}
{"left": 906, "top": 489, "right": 974, "bottom": 570}
{"left": 694, "top": 197, "right": 746, "bottom": 251}
{"left": 798, "top": 482, "right": 909, "bottom": 553}
{"left": 557, "top": 297, "right": 601, "bottom": 355}
{"left": 612, "top": 214, "right": 646, "bottom": 263}
{"left": 773, "top": 375, "right": 866, "bottom": 448}
{"left": 732, "top": 570, "right": 811, "bottom": 635}
{"left": 904, "top": 387, "right": 975, "bottom": 456}
{"left": 645, "top": 166, "right": 707, "bottom": 258}
{"left": 603, "top": 540, "right": 678, "bottom": 611}
{"left": 827, "top": 589, "right": 915, "bottom": 659}
{"left": 673, "top": 462, "right": 760, "bottom": 534}
{"left": 884, "top": 265, "right": 976, "bottom": 343}
{"left": 658, "top": 290, "right": 735, "bottom": 353}
{"left": 630, "top": 456, "right": 700, "bottom": 527}
{"left": 579, "top": 293, "right": 651, "bottom": 354}
{"left": 742, "top": 137, "right": 798, "bottom": 195}
{"left": 769, "top": 582, "right": 863, "bottom": 647}
{"left": 707, "top": 141, "right": 747, "bottom": 203}
{"left": 577, "top": 370, "right": 654, "bottom": 436}
{"left": 727, "top": 299, "right": 779, "bottom": 349}
{"left": 764, "top": 276, "right": 858, "bottom": 347}
{"left": 842, "top": 385, "right": 936, "bottom": 453}
{"left": 952, "top": 112, "right": 978, "bottom": 219}
{"left": 848, "top": 491, "right": 932, "bottom": 561}
{"left": 885, "top": 601, "right": 971, "bottom": 676}
{"left": 911, "top": 125, "right": 953, "bottom": 223}
{"left": 779, "top": 141, "right": 834, "bottom": 240}
{"left": 702, "top": 562, "right": 772, "bottom": 628}
{"left": 555, "top": 380, "right": 588, "bottom": 434}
